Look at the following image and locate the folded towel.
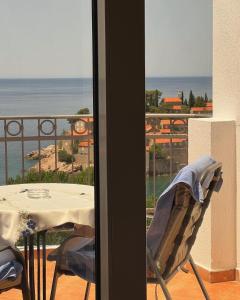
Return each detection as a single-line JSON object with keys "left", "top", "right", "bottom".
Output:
{"left": 147, "top": 156, "right": 216, "bottom": 258}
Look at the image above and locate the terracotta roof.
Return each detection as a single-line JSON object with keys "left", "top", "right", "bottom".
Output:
{"left": 191, "top": 107, "right": 205, "bottom": 112}
{"left": 161, "top": 119, "right": 185, "bottom": 125}
{"left": 162, "top": 98, "right": 182, "bottom": 103}
{"left": 206, "top": 102, "right": 213, "bottom": 107}
{"left": 160, "top": 129, "right": 171, "bottom": 134}
{"left": 79, "top": 140, "right": 94, "bottom": 147}
{"left": 79, "top": 117, "right": 94, "bottom": 122}
{"left": 191, "top": 106, "right": 213, "bottom": 112}
{"left": 174, "top": 120, "right": 185, "bottom": 125}
{"left": 205, "top": 107, "right": 213, "bottom": 111}
{"left": 172, "top": 105, "right": 182, "bottom": 110}
{"left": 155, "top": 138, "right": 187, "bottom": 144}
{"left": 161, "top": 120, "right": 171, "bottom": 125}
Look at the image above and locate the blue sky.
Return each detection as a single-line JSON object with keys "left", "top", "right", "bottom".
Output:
{"left": 0, "top": 0, "right": 212, "bottom": 78}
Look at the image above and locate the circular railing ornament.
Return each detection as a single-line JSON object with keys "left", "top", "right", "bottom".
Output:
{"left": 72, "top": 118, "right": 88, "bottom": 135}
{"left": 39, "top": 120, "right": 55, "bottom": 135}
{"left": 6, "top": 120, "right": 23, "bottom": 136}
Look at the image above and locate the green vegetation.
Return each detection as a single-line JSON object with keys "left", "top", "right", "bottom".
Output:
{"left": 145, "top": 89, "right": 162, "bottom": 112}
{"left": 195, "top": 96, "right": 206, "bottom": 107}
{"left": 145, "top": 89, "right": 211, "bottom": 113}
{"left": 58, "top": 149, "right": 75, "bottom": 163}
{"left": 149, "top": 144, "right": 167, "bottom": 160}
{"left": 71, "top": 140, "right": 80, "bottom": 154}
{"left": 188, "top": 90, "right": 195, "bottom": 108}
{"left": 68, "top": 107, "right": 90, "bottom": 125}
{"left": 146, "top": 194, "right": 157, "bottom": 208}
{"left": 16, "top": 230, "right": 72, "bottom": 247}
{"left": 77, "top": 107, "right": 90, "bottom": 115}
{"left": 7, "top": 167, "right": 94, "bottom": 186}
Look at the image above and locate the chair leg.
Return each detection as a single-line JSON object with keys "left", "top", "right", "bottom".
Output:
{"left": 189, "top": 255, "right": 211, "bottom": 300}
{"left": 50, "top": 266, "right": 61, "bottom": 300}
{"left": 84, "top": 282, "right": 91, "bottom": 300}
{"left": 156, "top": 275, "right": 172, "bottom": 300}
{"left": 147, "top": 248, "right": 172, "bottom": 300}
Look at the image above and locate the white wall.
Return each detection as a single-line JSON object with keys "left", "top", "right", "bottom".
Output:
{"left": 213, "top": 0, "right": 240, "bottom": 273}
{"left": 189, "top": 0, "right": 240, "bottom": 272}
{"left": 189, "top": 119, "right": 236, "bottom": 271}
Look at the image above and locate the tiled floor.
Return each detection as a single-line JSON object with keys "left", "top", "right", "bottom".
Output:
{"left": 1, "top": 261, "right": 240, "bottom": 300}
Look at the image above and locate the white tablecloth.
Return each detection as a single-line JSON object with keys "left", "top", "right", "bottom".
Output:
{"left": 0, "top": 183, "right": 94, "bottom": 249}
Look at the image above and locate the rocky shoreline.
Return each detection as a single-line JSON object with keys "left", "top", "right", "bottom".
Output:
{"left": 25, "top": 145, "right": 83, "bottom": 173}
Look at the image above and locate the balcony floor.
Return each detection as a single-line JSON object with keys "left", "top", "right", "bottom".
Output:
{"left": 1, "top": 260, "right": 240, "bottom": 300}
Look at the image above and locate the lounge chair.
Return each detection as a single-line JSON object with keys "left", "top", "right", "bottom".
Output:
{"left": 0, "top": 247, "right": 30, "bottom": 300}
{"left": 48, "top": 157, "right": 223, "bottom": 300}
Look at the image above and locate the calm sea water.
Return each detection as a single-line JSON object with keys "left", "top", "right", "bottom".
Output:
{"left": 0, "top": 77, "right": 212, "bottom": 193}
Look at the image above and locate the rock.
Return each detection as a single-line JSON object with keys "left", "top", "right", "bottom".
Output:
{"left": 25, "top": 145, "right": 56, "bottom": 160}
{"left": 27, "top": 145, "right": 84, "bottom": 174}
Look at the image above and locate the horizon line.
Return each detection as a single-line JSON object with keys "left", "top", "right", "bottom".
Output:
{"left": 0, "top": 75, "right": 213, "bottom": 80}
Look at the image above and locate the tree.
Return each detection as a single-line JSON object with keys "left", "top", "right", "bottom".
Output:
{"left": 188, "top": 90, "right": 195, "bottom": 108}
{"left": 68, "top": 107, "right": 90, "bottom": 125}
{"left": 58, "top": 150, "right": 75, "bottom": 163}
{"left": 149, "top": 144, "right": 166, "bottom": 160}
{"left": 77, "top": 108, "right": 90, "bottom": 115}
{"left": 195, "top": 96, "right": 205, "bottom": 107}
{"left": 204, "top": 93, "right": 209, "bottom": 103}
{"left": 145, "top": 90, "right": 162, "bottom": 112}
{"left": 180, "top": 91, "right": 184, "bottom": 104}
{"left": 183, "top": 98, "right": 188, "bottom": 106}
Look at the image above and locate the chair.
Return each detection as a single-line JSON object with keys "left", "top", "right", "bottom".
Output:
{"left": 146, "top": 160, "right": 222, "bottom": 300}
{"left": 48, "top": 159, "right": 223, "bottom": 300}
{"left": 0, "top": 247, "right": 30, "bottom": 300}
{"left": 48, "top": 226, "right": 94, "bottom": 300}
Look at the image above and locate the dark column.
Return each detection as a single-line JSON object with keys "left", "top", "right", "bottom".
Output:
{"left": 96, "top": 0, "right": 146, "bottom": 299}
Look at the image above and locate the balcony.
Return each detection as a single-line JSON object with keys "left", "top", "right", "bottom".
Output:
{"left": 1, "top": 259, "right": 240, "bottom": 300}
{"left": 1, "top": 113, "right": 239, "bottom": 299}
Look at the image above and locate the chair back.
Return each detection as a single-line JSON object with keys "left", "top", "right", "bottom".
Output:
{"left": 149, "top": 161, "right": 222, "bottom": 281}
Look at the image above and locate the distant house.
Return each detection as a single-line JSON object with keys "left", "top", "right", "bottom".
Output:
{"left": 191, "top": 102, "right": 213, "bottom": 114}
{"left": 160, "top": 98, "right": 183, "bottom": 113}
{"left": 161, "top": 97, "right": 182, "bottom": 105}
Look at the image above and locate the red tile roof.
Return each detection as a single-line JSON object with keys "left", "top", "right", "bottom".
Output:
{"left": 160, "top": 129, "right": 171, "bottom": 134}
{"left": 79, "top": 140, "right": 94, "bottom": 147}
{"left": 191, "top": 107, "right": 205, "bottom": 112}
{"left": 155, "top": 138, "right": 187, "bottom": 144}
{"left": 206, "top": 102, "right": 213, "bottom": 107}
{"left": 173, "top": 105, "right": 182, "bottom": 110}
{"left": 162, "top": 97, "right": 182, "bottom": 104}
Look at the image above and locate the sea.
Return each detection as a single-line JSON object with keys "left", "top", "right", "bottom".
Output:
{"left": 0, "top": 77, "right": 212, "bottom": 196}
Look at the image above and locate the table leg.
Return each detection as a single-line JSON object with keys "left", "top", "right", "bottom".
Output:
{"left": 29, "top": 235, "right": 35, "bottom": 300}
{"left": 24, "top": 236, "right": 28, "bottom": 272}
{"left": 41, "top": 231, "right": 47, "bottom": 300}
{"left": 37, "top": 233, "right": 41, "bottom": 300}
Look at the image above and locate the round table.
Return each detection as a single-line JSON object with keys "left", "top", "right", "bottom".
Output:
{"left": 0, "top": 183, "right": 94, "bottom": 299}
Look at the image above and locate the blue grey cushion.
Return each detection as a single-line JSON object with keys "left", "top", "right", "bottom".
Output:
{"left": 0, "top": 261, "right": 23, "bottom": 282}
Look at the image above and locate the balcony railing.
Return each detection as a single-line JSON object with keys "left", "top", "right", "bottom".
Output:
{"left": 0, "top": 115, "right": 94, "bottom": 185}
{"left": 0, "top": 114, "right": 208, "bottom": 203}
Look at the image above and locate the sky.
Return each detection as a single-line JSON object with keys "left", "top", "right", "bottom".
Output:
{"left": 0, "top": 0, "right": 212, "bottom": 78}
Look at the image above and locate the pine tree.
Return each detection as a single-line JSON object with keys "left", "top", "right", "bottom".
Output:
{"left": 189, "top": 90, "right": 195, "bottom": 108}
{"left": 204, "top": 93, "right": 209, "bottom": 103}
{"left": 180, "top": 91, "right": 184, "bottom": 104}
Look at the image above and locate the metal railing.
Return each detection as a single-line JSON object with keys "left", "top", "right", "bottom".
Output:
{"left": 145, "top": 113, "right": 209, "bottom": 207}
{"left": 0, "top": 115, "right": 93, "bottom": 185}
{"left": 0, "top": 114, "right": 209, "bottom": 202}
